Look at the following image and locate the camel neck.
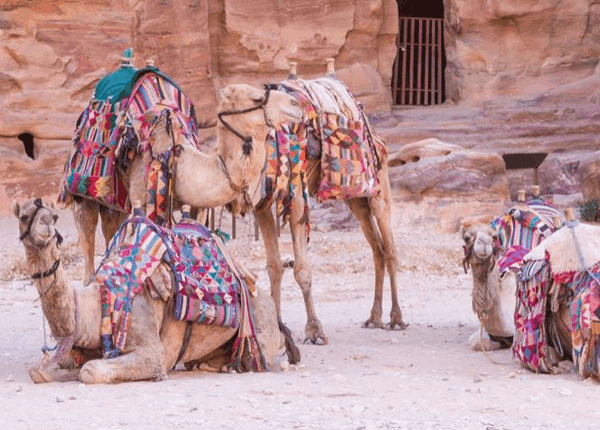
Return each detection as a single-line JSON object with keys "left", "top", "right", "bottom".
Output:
{"left": 26, "top": 241, "right": 76, "bottom": 339}
{"left": 173, "top": 147, "right": 241, "bottom": 208}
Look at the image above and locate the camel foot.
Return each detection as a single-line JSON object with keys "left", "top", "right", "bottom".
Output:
{"left": 469, "top": 331, "right": 501, "bottom": 351}
{"left": 362, "top": 317, "right": 384, "bottom": 329}
{"left": 385, "top": 321, "right": 407, "bottom": 330}
{"left": 304, "top": 320, "right": 328, "bottom": 345}
{"left": 29, "top": 366, "right": 52, "bottom": 384}
{"left": 388, "top": 308, "right": 406, "bottom": 330}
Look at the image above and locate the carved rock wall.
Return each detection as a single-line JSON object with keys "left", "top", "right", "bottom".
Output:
{"left": 0, "top": 0, "right": 398, "bottom": 211}
{"left": 445, "top": 0, "right": 600, "bottom": 104}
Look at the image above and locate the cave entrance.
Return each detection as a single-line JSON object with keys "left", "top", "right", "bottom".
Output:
{"left": 18, "top": 132, "right": 36, "bottom": 160}
{"left": 392, "top": 0, "right": 446, "bottom": 106}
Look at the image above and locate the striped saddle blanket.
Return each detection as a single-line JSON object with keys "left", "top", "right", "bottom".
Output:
{"left": 59, "top": 66, "right": 199, "bottom": 212}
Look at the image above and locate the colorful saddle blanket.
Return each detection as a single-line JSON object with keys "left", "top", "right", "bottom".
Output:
{"left": 263, "top": 78, "right": 383, "bottom": 224}
{"left": 492, "top": 197, "right": 565, "bottom": 276}
{"left": 95, "top": 216, "right": 264, "bottom": 371}
{"left": 514, "top": 257, "right": 600, "bottom": 377}
{"left": 58, "top": 66, "right": 199, "bottom": 212}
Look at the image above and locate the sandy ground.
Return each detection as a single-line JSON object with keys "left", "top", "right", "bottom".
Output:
{"left": 0, "top": 201, "right": 598, "bottom": 430}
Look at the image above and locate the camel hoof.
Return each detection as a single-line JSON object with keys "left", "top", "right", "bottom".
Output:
{"left": 29, "top": 367, "right": 52, "bottom": 384}
{"left": 386, "top": 321, "right": 408, "bottom": 330}
{"left": 362, "top": 319, "right": 384, "bottom": 329}
{"left": 304, "top": 320, "right": 328, "bottom": 345}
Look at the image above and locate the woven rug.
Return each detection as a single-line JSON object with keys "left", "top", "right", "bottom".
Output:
{"left": 513, "top": 258, "right": 553, "bottom": 373}
{"left": 95, "top": 216, "right": 265, "bottom": 371}
{"left": 59, "top": 67, "right": 199, "bottom": 212}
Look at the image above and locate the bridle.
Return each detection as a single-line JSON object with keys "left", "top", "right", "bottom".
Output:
{"left": 19, "top": 198, "right": 63, "bottom": 280}
{"left": 216, "top": 87, "right": 275, "bottom": 206}
{"left": 217, "top": 87, "right": 273, "bottom": 157}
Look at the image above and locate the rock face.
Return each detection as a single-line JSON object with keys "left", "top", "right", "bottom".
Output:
{"left": 0, "top": 0, "right": 398, "bottom": 210}
{"left": 387, "top": 138, "right": 510, "bottom": 231}
{"left": 445, "top": 0, "right": 600, "bottom": 105}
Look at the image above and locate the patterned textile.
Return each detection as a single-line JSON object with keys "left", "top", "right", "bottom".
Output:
{"left": 96, "top": 219, "right": 169, "bottom": 358}
{"left": 95, "top": 216, "right": 264, "bottom": 372}
{"left": 171, "top": 220, "right": 241, "bottom": 327}
{"left": 317, "top": 111, "right": 379, "bottom": 201}
{"left": 145, "top": 150, "right": 172, "bottom": 226}
{"left": 498, "top": 245, "right": 529, "bottom": 275}
{"left": 262, "top": 77, "right": 382, "bottom": 222}
{"left": 264, "top": 123, "right": 309, "bottom": 224}
{"left": 559, "top": 265, "right": 600, "bottom": 378}
{"left": 492, "top": 208, "right": 553, "bottom": 252}
{"left": 513, "top": 258, "right": 554, "bottom": 373}
{"left": 58, "top": 99, "right": 130, "bottom": 211}
{"left": 58, "top": 67, "right": 199, "bottom": 212}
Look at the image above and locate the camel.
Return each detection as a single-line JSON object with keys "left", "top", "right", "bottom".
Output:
{"left": 222, "top": 70, "right": 404, "bottom": 344}
{"left": 66, "top": 83, "right": 302, "bottom": 283}
{"left": 462, "top": 196, "right": 565, "bottom": 351}
{"left": 462, "top": 223, "right": 519, "bottom": 350}
{"left": 13, "top": 197, "right": 293, "bottom": 384}
{"left": 512, "top": 218, "right": 600, "bottom": 376}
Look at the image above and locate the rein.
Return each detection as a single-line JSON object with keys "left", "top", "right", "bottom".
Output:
{"left": 217, "top": 88, "right": 272, "bottom": 156}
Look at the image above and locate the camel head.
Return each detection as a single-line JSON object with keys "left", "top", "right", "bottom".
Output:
{"left": 216, "top": 84, "right": 302, "bottom": 211}
{"left": 12, "top": 198, "right": 62, "bottom": 249}
{"left": 145, "top": 107, "right": 190, "bottom": 157}
{"left": 216, "top": 84, "right": 301, "bottom": 158}
{"left": 461, "top": 224, "right": 498, "bottom": 273}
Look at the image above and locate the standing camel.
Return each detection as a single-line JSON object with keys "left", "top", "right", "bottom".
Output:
{"left": 220, "top": 68, "right": 404, "bottom": 344}
{"left": 63, "top": 82, "right": 302, "bottom": 283}
{"left": 13, "top": 197, "right": 293, "bottom": 383}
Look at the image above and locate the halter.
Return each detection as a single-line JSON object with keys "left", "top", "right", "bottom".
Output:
{"left": 19, "top": 198, "right": 63, "bottom": 279}
{"left": 19, "top": 198, "right": 64, "bottom": 246}
{"left": 217, "top": 88, "right": 272, "bottom": 156}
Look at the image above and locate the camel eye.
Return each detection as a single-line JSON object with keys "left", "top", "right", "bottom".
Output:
{"left": 251, "top": 95, "right": 264, "bottom": 104}
{"left": 20, "top": 215, "right": 28, "bottom": 223}
{"left": 53, "top": 214, "right": 58, "bottom": 223}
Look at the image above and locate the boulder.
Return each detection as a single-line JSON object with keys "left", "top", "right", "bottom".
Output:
{"left": 388, "top": 138, "right": 510, "bottom": 231}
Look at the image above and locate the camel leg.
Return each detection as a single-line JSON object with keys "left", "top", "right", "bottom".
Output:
{"left": 345, "top": 198, "right": 388, "bottom": 329}
{"left": 79, "top": 294, "right": 167, "bottom": 384}
{"left": 72, "top": 199, "right": 99, "bottom": 283}
{"left": 99, "top": 206, "right": 127, "bottom": 248}
{"left": 289, "top": 199, "right": 327, "bottom": 344}
{"left": 255, "top": 206, "right": 285, "bottom": 321}
{"left": 29, "top": 362, "right": 80, "bottom": 383}
{"left": 368, "top": 182, "right": 406, "bottom": 330}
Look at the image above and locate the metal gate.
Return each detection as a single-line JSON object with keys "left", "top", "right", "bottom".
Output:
{"left": 392, "top": 17, "right": 445, "bottom": 106}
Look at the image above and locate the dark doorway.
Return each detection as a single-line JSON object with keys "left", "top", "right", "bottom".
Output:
{"left": 392, "top": 0, "right": 446, "bottom": 106}
{"left": 18, "top": 132, "right": 36, "bottom": 160}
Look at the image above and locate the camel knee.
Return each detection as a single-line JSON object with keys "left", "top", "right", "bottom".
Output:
{"left": 294, "top": 265, "right": 312, "bottom": 292}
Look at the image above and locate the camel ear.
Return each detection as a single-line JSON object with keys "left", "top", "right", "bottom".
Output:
{"left": 462, "top": 227, "right": 475, "bottom": 245}
{"left": 48, "top": 200, "right": 56, "bottom": 210}
{"left": 11, "top": 200, "right": 21, "bottom": 218}
{"left": 219, "top": 87, "right": 233, "bottom": 100}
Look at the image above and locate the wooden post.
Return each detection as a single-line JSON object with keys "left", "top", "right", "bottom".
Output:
{"left": 232, "top": 213, "right": 236, "bottom": 239}
{"left": 533, "top": 167, "right": 539, "bottom": 185}
{"left": 517, "top": 189, "right": 526, "bottom": 202}
{"left": 531, "top": 185, "right": 540, "bottom": 196}
{"left": 326, "top": 58, "right": 336, "bottom": 77}
{"left": 565, "top": 208, "right": 575, "bottom": 222}
{"left": 288, "top": 62, "right": 298, "bottom": 80}
{"left": 553, "top": 214, "right": 563, "bottom": 229}
{"left": 254, "top": 218, "right": 260, "bottom": 241}
{"left": 145, "top": 59, "right": 155, "bottom": 67}
{"left": 210, "top": 208, "right": 215, "bottom": 231}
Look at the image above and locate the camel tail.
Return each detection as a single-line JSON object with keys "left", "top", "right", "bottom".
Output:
{"left": 278, "top": 319, "right": 301, "bottom": 365}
